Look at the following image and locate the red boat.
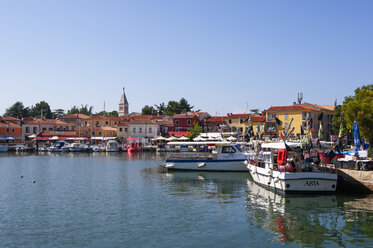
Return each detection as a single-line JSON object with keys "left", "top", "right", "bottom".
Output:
{"left": 127, "top": 138, "right": 142, "bottom": 153}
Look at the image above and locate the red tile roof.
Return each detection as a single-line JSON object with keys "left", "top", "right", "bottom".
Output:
{"left": 251, "top": 116, "right": 266, "bottom": 122}
{"left": 226, "top": 113, "right": 250, "bottom": 119}
{"left": 206, "top": 116, "right": 226, "bottom": 122}
{"left": 266, "top": 105, "right": 318, "bottom": 112}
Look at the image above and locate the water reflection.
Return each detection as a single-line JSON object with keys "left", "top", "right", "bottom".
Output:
{"left": 143, "top": 168, "right": 250, "bottom": 203}
{"left": 246, "top": 180, "right": 373, "bottom": 246}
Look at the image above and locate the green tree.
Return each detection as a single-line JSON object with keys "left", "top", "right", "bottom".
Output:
{"left": 53, "top": 109, "right": 66, "bottom": 118}
{"left": 187, "top": 122, "right": 202, "bottom": 140}
{"left": 4, "top": 101, "right": 30, "bottom": 119}
{"left": 155, "top": 102, "right": 166, "bottom": 115}
{"left": 250, "top": 109, "right": 260, "bottom": 114}
{"left": 179, "top": 97, "right": 193, "bottom": 113}
{"left": 67, "top": 106, "right": 80, "bottom": 115}
{"left": 341, "top": 84, "right": 373, "bottom": 145}
{"left": 30, "top": 101, "right": 52, "bottom": 119}
{"left": 141, "top": 105, "right": 157, "bottom": 115}
{"left": 94, "top": 110, "right": 118, "bottom": 117}
{"left": 166, "top": 100, "right": 181, "bottom": 115}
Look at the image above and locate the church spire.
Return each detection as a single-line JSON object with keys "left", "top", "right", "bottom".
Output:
{"left": 119, "top": 87, "right": 129, "bottom": 116}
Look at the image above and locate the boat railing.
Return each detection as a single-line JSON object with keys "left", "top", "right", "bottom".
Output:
{"left": 167, "top": 152, "right": 211, "bottom": 160}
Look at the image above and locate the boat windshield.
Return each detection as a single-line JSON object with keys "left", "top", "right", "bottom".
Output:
{"left": 234, "top": 145, "right": 243, "bottom": 152}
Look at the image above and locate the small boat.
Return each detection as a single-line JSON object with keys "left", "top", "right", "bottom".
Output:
{"left": 106, "top": 140, "right": 119, "bottom": 152}
{"left": 0, "top": 144, "right": 8, "bottom": 152}
{"left": 69, "top": 142, "right": 85, "bottom": 152}
{"left": 128, "top": 142, "right": 141, "bottom": 153}
{"left": 158, "top": 142, "right": 250, "bottom": 171}
{"left": 49, "top": 141, "right": 68, "bottom": 152}
{"left": 247, "top": 142, "right": 337, "bottom": 193}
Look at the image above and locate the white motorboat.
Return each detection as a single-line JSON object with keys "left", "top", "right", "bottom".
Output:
{"left": 106, "top": 140, "right": 119, "bottom": 152}
{"left": 0, "top": 144, "right": 8, "bottom": 152}
{"left": 158, "top": 142, "right": 250, "bottom": 171}
{"left": 69, "top": 142, "right": 85, "bottom": 152}
{"left": 49, "top": 141, "right": 68, "bottom": 152}
{"left": 247, "top": 142, "right": 337, "bottom": 193}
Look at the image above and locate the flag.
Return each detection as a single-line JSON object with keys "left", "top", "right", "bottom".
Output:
{"left": 275, "top": 117, "right": 282, "bottom": 126}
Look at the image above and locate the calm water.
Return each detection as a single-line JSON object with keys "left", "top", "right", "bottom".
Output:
{"left": 0, "top": 152, "right": 373, "bottom": 248}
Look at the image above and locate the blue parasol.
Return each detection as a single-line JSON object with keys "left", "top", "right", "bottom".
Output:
{"left": 353, "top": 121, "right": 361, "bottom": 152}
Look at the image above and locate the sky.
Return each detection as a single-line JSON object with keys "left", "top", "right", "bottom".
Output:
{"left": 0, "top": 0, "right": 372, "bottom": 116}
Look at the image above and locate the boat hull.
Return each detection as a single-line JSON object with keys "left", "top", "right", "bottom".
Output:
{"left": 162, "top": 159, "right": 249, "bottom": 172}
{"left": 248, "top": 164, "right": 337, "bottom": 193}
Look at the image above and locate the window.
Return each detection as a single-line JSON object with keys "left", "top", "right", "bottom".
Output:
{"left": 284, "top": 113, "right": 288, "bottom": 121}
{"left": 84, "top": 132, "right": 89, "bottom": 136}
{"left": 228, "top": 119, "right": 232, "bottom": 124}
{"left": 85, "top": 122, "right": 87, "bottom": 126}
{"left": 139, "top": 128, "right": 142, "bottom": 133}
{"left": 149, "top": 128, "right": 152, "bottom": 133}
{"left": 267, "top": 113, "right": 277, "bottom": 121}
{"left": 92, "top": 131, "right": 96, "bottom": 136}
{"left": 42, "top": 128, "right": 47, "bottom": 131}
{"left": 240, "top": 119, "right": 243, "bottom": 124}
{"left": 119, "top": 128, "right": 123, "bottom": 132}
{"left": 12, "top": 128, "right": 15, "bottom": 132}
{"left": 302, "top": 112, "right": 307, "bottom": 120}
{"left": 125, "top": 128, "right": 128, "bottom": 133}
{"left": 66, "top": 126, "right": 68, "bottom": 130}
{"left": 6, "top": 128, "right": 9, "bottom": 132}
{"left": 98, "top": 132, "right": 102, "bottom": 136}
{"left": 96, "top": 121, "right": 99, "bottom": 126}
{"left": 33, "top": 127, "right": 37, "bottom": 133}
{"left": 239, "top": 127, "right": 243, "bottom": 133}
{"left": 105, "top": 121, "right": 108, "bottom": 125}
{"left": 109, "top": 132, "right": 112, "bottom": 136}
{"left": 187, "top": 120, "right": 191, "bottom": 125}
{"left": 48, "top": 128, "right": 53, "bottom": 131}
{"left": 175, "top": 120, "right": 179, "bottom": 125}
{"left": 26, "top": 127, "right": 30, "bottom": 133}
{"left": 133, "top": 128, "right": 136, "bottom": 133}
{"left": 222, "top": 146, "right": 236, "bottom": 153}
{"left": 266, "top": 122, "right": 276, "bottom": 131}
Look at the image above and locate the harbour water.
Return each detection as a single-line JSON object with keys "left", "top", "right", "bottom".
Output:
{"left": 0, "top": 152, "right": 373, "bottom": 247}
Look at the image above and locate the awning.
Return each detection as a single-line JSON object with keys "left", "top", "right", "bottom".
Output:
{"left": 168, "top": 132, "right": 190, "bottom": 137}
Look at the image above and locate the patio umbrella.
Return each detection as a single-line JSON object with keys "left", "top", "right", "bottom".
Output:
{"left": 155, "top": 136, "right": 166, "bottom": 141}
{"left": 49, "top": 136, "right": 59, "bottom": 140}
{"left": 193, "top": 136, "right": 206, "bottom": 141}
{"left": 166, "top": 136, "right": 177, "bottom": 141}
{"left": 178, "top": 136, "right": 189, "bottom": 141}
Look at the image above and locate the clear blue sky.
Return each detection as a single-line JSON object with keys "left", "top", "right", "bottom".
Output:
{"left": 0, "top": 0, "right": 372, "bottom": 116}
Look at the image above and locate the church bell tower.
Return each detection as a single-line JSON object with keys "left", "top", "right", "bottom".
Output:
{"left": 119, "top": 87, "right": 129, "bottom": 116}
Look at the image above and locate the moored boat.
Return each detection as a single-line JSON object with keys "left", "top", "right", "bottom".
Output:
{"left": 247, "top": 142, "right": 337, "bottom": 193}
{"left": 158, "top": 142, "right": 250, "bottom": 171}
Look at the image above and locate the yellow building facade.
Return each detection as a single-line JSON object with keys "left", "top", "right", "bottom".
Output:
{"left": 265, "top": 103, "right": 335, "bottom": 138}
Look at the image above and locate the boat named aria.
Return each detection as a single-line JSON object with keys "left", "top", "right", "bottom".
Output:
{"left": 159, "top": 142, "right": 249, "bottom": 171}
{"left": 247, "top": 142, "right": 337, "bottom": 193}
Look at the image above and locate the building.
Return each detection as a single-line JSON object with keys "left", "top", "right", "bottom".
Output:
{"left": 77, "top": 126, "right": 117, "bottom": 138}
{"left": 117, "top": 121, "right": 130, "bottom": 141}
{"left": 60, "top": 113, "right": 90, "bottom": 129}
{"left": 173, "top": 112, "right": 200, "bottom": 133}
{"left": 225, "top": 113, "right": 250, "bottom": 135}
{"left": 128, "top": 119, "right": 158, "bottom": 145}
{"left": 202, "top": 116, "right": 227, "bottom": 132}
{"left": 0, "top": 118, "right": 22, "bottom": 143}
{"left": 264, "top": 103, "right": 335, "bottom": 138}
{"left": 246, "top": 115, "right": 266, "bottom": 136}
{"left": 118, "top": 87, "right": 129, "bottom": 116}
{"left": 22, "top": 120, "right": 41, "bottom": 139}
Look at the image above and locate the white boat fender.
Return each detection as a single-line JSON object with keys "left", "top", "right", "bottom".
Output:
{"left": 274, "top": 177, "right": 279, "bottom": 183}
{"left": 267, "top": 169, "right": 273, "bottom": 174}
{"left": 198, "top": 162, "right": 206, "bottom": 168}
{"left": 244, "top": 160, "right": 249, "bottom": 165}
{"left": 166, "top": 163, "right": 174, "bottom": 168}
